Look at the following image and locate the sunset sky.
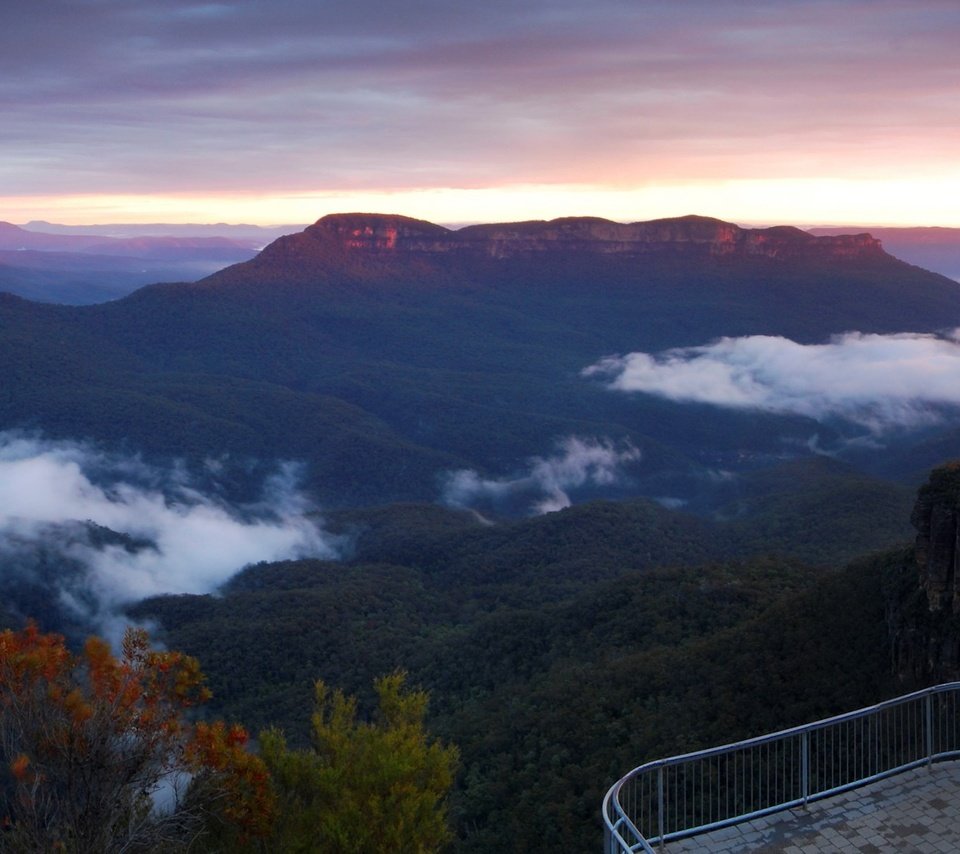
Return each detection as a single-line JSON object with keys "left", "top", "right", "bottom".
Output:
{"left": 4, "top": 0, "right": 960, "bottom": 227}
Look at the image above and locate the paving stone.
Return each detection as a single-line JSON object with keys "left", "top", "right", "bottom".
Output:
{"left": 661, "top": 761, "right": 960, "bottom": 852}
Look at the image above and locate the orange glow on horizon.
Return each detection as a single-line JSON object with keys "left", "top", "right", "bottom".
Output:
{"left": 3, "top": 177, "right": 960, "bottom": 229}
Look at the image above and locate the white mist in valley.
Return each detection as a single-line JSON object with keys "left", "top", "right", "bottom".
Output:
{"left": 0, "top": 433, "right": 337, "bottom": 633}
{"left": 585, "top": 329, "right": 960, "bottom": 432}
{"left": 442, "top": 436, "right": 641, "bottom": 515}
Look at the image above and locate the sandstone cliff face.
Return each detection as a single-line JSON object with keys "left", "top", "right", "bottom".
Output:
{"left": 282, "top": 213, "right": 886, "bottom": 263}
{"left": 889, "top": 462, "right": 960, "bottom": 682}
{"left": 311, "top": 213, "right": 450, "bottom": 252}
{"left": 912, "top": 462, "right": 960, "bottom": 613}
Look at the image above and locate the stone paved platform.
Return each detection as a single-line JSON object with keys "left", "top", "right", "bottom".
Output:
{"left": 666, "top": 760, "right": 960, "bottom": 852}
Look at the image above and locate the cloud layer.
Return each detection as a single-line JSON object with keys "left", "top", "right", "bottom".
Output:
{"left": 585, "top": 330, "right": 960, "bottom": 431}
{"left": 442, "top": 436, "right": 640, "bottom": 515}
{"left": 0, "top": 433, "right": 335, "bottom": 633}
{"left": 3, "top": 0, "right": 960, "bottom": 221}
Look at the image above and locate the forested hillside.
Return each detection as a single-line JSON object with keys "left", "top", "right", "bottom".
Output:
{"left": 1, "top": 214, "right": 958, "bottom": 506}
{"left": 2, "top": 214, "right": 959, "bottom": 850}
{"left": 129, "top": 459, "right": 926, "bottom": 851}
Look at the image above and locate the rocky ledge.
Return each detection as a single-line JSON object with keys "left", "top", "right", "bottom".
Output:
{"left": 276, "top": 213, "right": 885, "bottom": 263}
{"left": 912, "top": 462, "right": 960, "bottom": 614}
{"left": 890, "top": 462, "right": 960, "bottom": 682}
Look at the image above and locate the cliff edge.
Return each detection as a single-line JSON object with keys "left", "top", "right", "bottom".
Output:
{"left": 890, "top": 462, "right": 960, "bottom": 682}
{"left": 237, "top": 213, "right": 887, "bottom": 277}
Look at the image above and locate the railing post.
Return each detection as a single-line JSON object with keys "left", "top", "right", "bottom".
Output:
{"left": 801, "top": 731, "right": 809, "bottom": 807}
{"left": 602, "top": 684, "right": 960, "bottom": 852}
{"left": 657, "top": 764, "right": 665, "bottom": 853}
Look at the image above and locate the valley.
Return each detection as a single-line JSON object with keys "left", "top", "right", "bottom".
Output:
{"left": 1, "top": 213, "right": 960, "bottom": 849}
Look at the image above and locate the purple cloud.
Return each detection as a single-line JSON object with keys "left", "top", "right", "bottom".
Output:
{"left": 2, "top": 1, "right": 959, "bottom": 200}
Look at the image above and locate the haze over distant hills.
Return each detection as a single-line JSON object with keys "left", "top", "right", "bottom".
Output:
{"left": 4, "top": 216, "right": 960, "bottom": 305}
{"left": 19, "top": 220, "right": 305, "bottom": 243}
{"left": 811, "top": 226, "right": 960, "bottom": 282}
{"left": 0, "top": 220, "right": 264, "bottom": 303}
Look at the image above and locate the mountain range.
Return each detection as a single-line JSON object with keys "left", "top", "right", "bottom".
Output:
{"left": 1, "top": 212, "right": 959, "bottom": 507}
{"left": 3, "top": 212, "right": 960, "bottom": 850}
{"left": 5, "top": 218, "right": 960, "bottom": 309}
{"left": 0, "top": 220, "right": 261, "bottom": 303}
{"left": 19, "top": 220, "right": 302, "bottom": 242}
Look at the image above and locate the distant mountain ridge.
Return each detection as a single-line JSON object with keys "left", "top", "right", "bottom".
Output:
{"left": 0, "top": 220, "right": 258, "bottom": 258}
{"left": 0, "top": 221, "right": 262, "bottom": 304}
{"left": 251, "top": 212, "right": 884, "bottom": 265}
{"left": 4, "top": 214, "right": 955, "bottom": 305}
{"left": 811, "top": 225, "right": 960, "bottom": 282}
{"left": 21, "top": 220, "right": 304, "bottom": 243}
{"left": 0, "top": 211, "right": 958, "bottom": 505}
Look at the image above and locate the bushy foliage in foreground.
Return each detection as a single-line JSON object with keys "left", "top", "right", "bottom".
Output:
{"left": 0, "top": 623, "right": 273, "bottom": 852}
{"left": 236, "top": 673, "right": 457, "bottom": 854}
{"left": 0, "top": 624, "right": 458, "bottom": 854}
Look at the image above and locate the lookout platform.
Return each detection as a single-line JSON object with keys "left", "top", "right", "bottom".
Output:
{"left": 668, "top": 760, "right": 960, "bottom": 853}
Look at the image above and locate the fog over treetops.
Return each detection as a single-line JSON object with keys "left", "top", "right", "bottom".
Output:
{"left": 1, "top": 212, "right": 959, "bottom": 637}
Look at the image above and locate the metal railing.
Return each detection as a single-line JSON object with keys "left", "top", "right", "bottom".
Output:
{"left": 603, "top": 682, "right": 960, "bottom": 853}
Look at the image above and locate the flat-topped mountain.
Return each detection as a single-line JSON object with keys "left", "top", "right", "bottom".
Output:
{"left": 0, "top": 212, "right": 958, "bottom": 505}
{"left": 236, "top": 213, "right": 884, "bottom": 272}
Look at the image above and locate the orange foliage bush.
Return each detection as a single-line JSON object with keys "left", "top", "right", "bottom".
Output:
{"left": 0, "top": 622, "right": 274, "bottom": 851}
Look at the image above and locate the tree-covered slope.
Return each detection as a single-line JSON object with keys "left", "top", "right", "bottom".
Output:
{"left": 0, "top": 214, "right": 958, "bottom": 505}
{"left": 126, "top": 459, "right": 926, "bottom": 851}
{"left": 130, "top": 524, "right": 912, "bottom": 852}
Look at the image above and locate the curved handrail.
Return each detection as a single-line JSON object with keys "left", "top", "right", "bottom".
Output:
{"left": 603, "top": 682, "right": 960, "bottom": 853}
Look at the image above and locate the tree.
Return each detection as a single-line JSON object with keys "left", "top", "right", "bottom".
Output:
{"left": 0, "top": 622, "right": 273, "bottom": 852}
{"left": 254, "top": 672, "right": 458, "bottom": 854}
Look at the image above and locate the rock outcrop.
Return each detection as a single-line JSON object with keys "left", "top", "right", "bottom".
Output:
{"left": 912, "top": 462, "right": 960, "bottom": 613}
{"left": 255, "top": 212, "right": 887, "bottom": 266}
{"left": 889, "top": 462, "right": 960, "bottom": 682}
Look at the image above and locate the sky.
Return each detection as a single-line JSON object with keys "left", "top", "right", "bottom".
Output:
{"left": 3, "top": 0, "right": 960, "bottom": 227}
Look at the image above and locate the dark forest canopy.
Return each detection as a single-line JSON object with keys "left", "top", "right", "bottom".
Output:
{"left": 128, "top": 503, "right": 916, "bottom": 851}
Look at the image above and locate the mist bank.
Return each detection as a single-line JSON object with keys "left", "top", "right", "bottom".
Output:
{"left": 441, "top": 436, "right": 642, "bottom": 516}
{"left": 0, "top": 433, "right": 338, "bottom": 638}
{"left": 586, "top": 330, "right": 960, "bottom": 434}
